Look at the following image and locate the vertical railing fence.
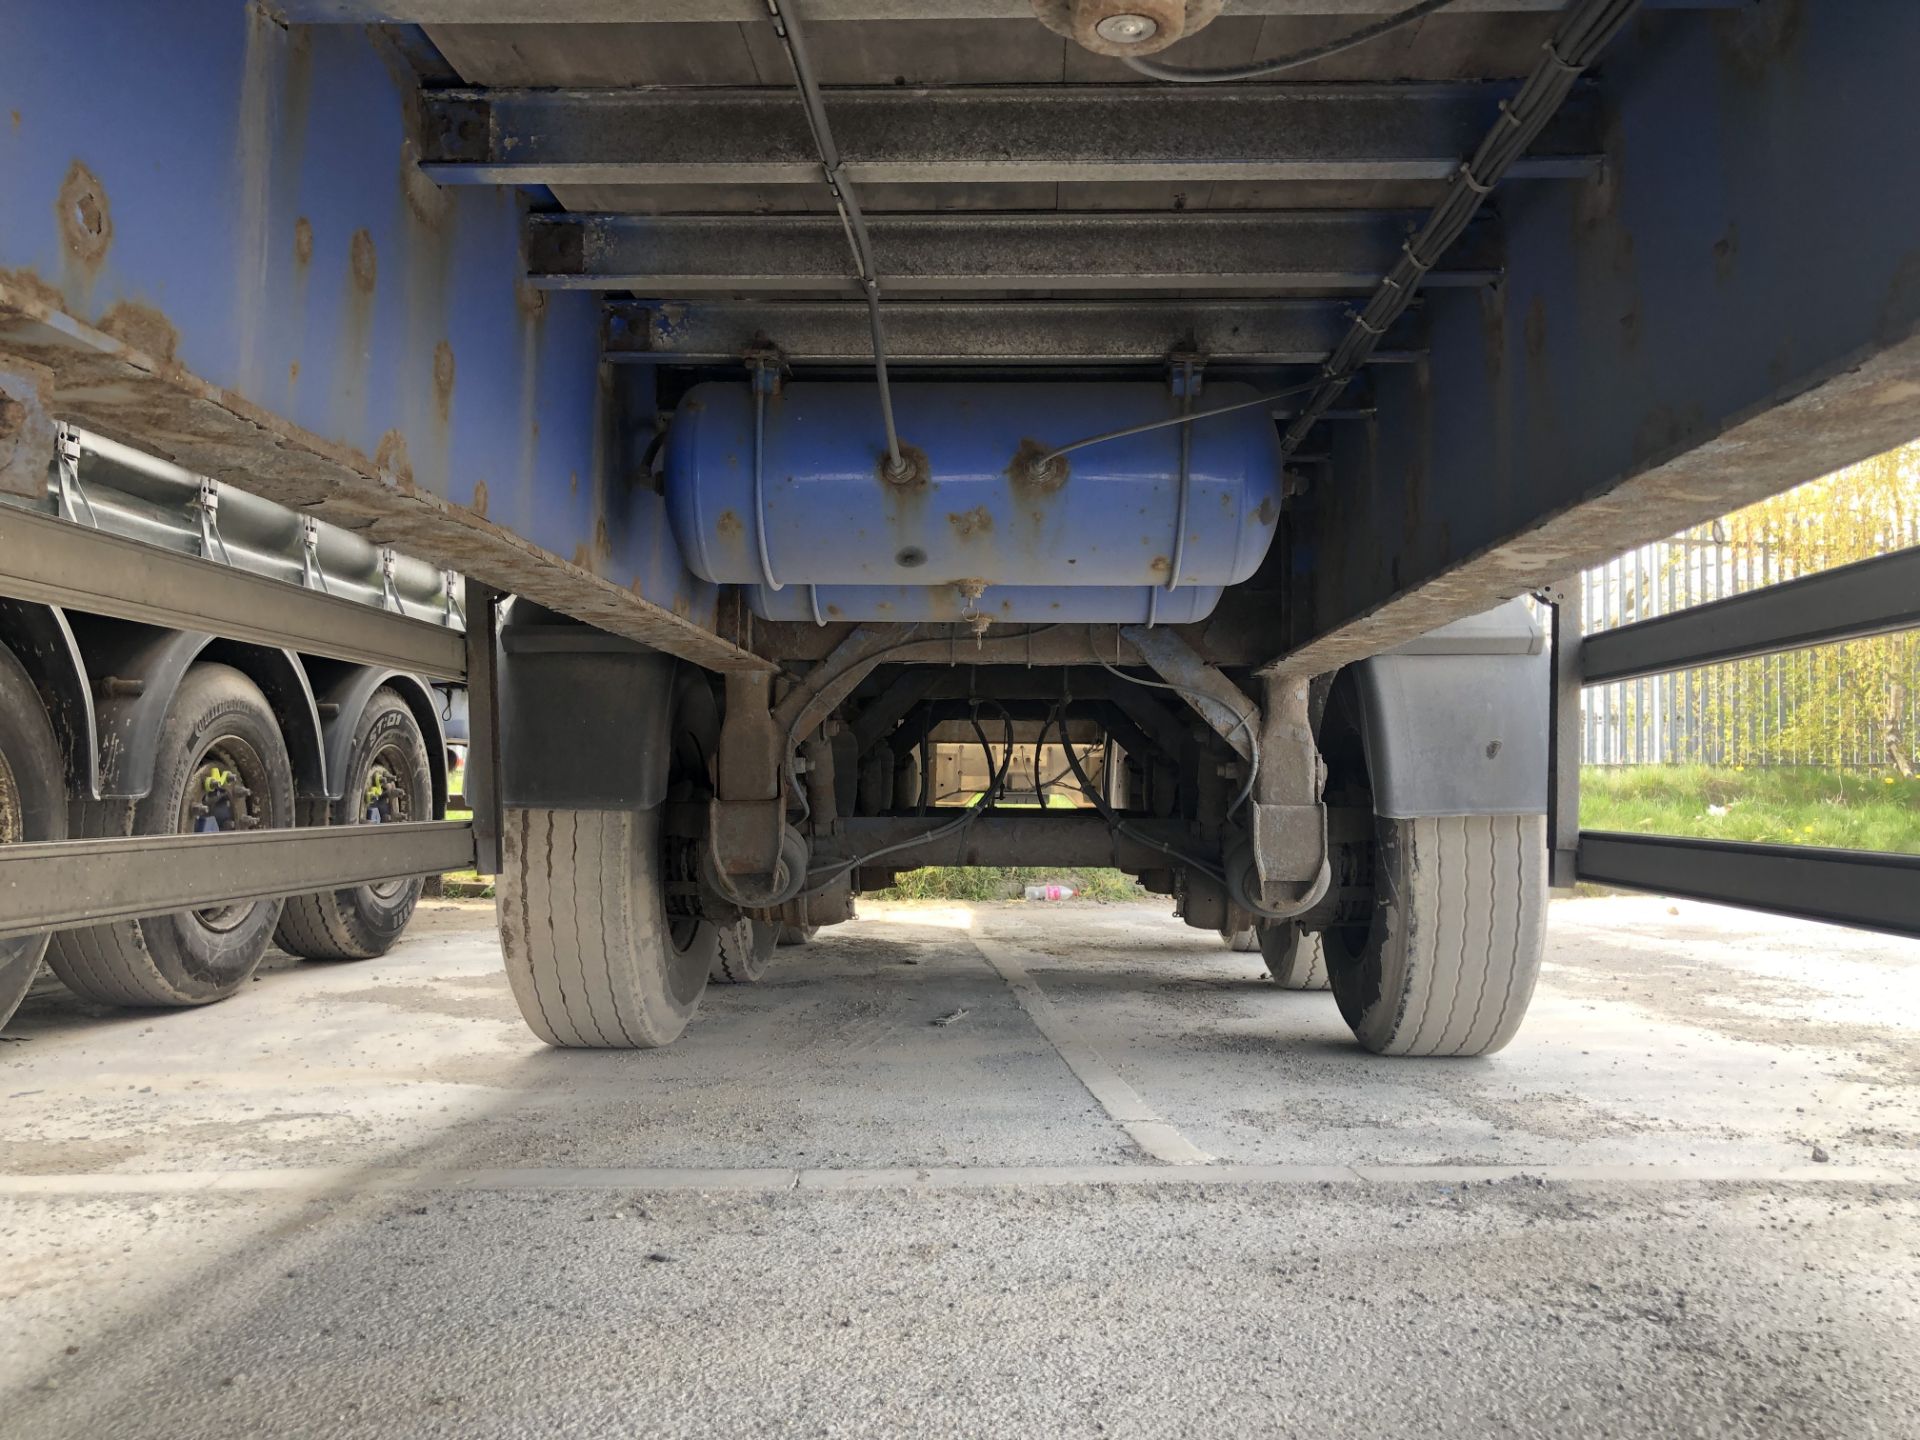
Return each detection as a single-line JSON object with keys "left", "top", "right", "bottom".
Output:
{"left": 1547, "top": 541, "right": 1920, "bottom": 936}
{"left": 1579, "top": 520, "right": 1920, "bottom": 771}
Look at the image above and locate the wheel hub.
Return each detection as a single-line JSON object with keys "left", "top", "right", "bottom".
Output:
{"left": 178, "top": 734, "right": 271, "bottom": 932}
{"left": 360, "top": 746, "right": 416, "bottom": 900}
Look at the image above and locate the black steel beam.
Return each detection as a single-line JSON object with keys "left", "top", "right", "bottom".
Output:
{"left": 290, "top": 1, "right": 1737, "bottom": 18}
{"left": 1580, "top": 547, "right": 1920, "bottom": 686}
{"left": 464, "top": 581, "right": 504, "bottom": 877}
{"left": 526, "top": 211, "right": 1502, "bottom": 295}
{"left": 422, "top": 84, "right": 1600, "bottom": 189}
{"left": 0, "top": 822, "right": 475, "bottom": 940}
{"left": 605, "top": 299, "right": 1424, "bottom": 366}
{"left": 0, "top": 503, "right": 467, "bottom": 681}
{"left": 1576, "top": 832, "right": 1920, "bottom": 940}
{"left": 1545, "top": 579, "right": 1583, "bottom": 891}
{"left": 821, "top": 814, "right": 1201, "bottom": 870}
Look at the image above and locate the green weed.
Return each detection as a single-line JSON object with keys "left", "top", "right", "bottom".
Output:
{"left": 871, "top": 867, "right": 1146, "bottom": 902}
{"left": 1580, "top": 764, "right": 1920, "bottom": 853}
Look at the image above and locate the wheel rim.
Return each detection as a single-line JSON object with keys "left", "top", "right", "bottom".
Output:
{"left": 177, "top": 732, "right": 275, "bottom": 932}
{"left": 1314, "top": 680, "right": 1378, "bottom": 972}
{"left": 661, "top": 832, "right": 706, "bottom": 955}
{"left": 359, "top": 740, "right": 417, "bottom": 901}
{"left": 660, "top": 677, "right": 722, "bottom": 999}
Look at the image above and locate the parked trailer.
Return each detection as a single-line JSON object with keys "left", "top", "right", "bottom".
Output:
{"left": 0, "top": 426, "right": 464, "bottom": 1028}
{"left": 2, "top": 0, "right": 1917, "bottom": 1056}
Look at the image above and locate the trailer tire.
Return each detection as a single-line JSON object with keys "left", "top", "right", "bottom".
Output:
{"left": 776, "top": 924, "right": 819, "bottom": 947}
{"left": 498, "top": 807, "right": 715, "bottom": 1048}
{"left": 0, "top": 643, "right": 66, "bottom": 1030}
{"left": 276, "top": 689, "right": 433, "bottom": 962}
{"left": 1220, "top": 928, "right": 1259, "bottom": 953}
{"left": 1323, "top": 814, "right": 1545, "bottom": 1057}
{"left": 710, "top": 918, "right": 778, "bottom": 984}
{"left": 50, "top": 664, "right": 295, "bottom": 1008}
{"left": 1258, "top": 923, "right": 1330, "bottom": 991}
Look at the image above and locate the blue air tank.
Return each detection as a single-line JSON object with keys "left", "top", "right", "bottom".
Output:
{"left": 663, "top": 381, "right": 1283, "bottom": 624}
{"left": 750, "top": 583, "right": 1225, "bottom": 626}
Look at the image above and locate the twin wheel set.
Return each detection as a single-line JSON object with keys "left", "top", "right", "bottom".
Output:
{"left": 489, "top": 660, "right": 1550, "bottom": 1060}
{"left": 0, "top": 647, "right": 430, "bottom": 1030}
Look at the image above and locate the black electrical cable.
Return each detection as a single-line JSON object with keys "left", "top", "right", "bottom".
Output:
{"left": 1123, "top": 0, "right": 1456, "bottom": 83}
{"left": 764, "top": 0, "right": 909, "bottom": 479}
{"left": 1275, "top": 0, "right": 1642, "bottom": 458}
{"left": 1050, "top": 707, "right": 1230, "bottom": 884}
{"left": 1039, "top": 379, "right": 1322, "bottom": 469}
{"left": 1090, "top": 650, "right": 1260, "bottom": 818}
{"left": 800, "top": 698, "right": 1013, "bottom": 890}
{"left": 1032, "top": 704, "right": 1054, "bottom": 809}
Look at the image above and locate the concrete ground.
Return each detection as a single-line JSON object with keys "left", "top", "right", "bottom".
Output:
{"left": 2, "top": 895, "right": 1917, "bottom": 1438}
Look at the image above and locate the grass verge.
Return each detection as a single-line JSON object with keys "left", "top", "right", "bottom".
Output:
{"left": 1580, "top": 764, "right": 1920, "bottom": 853}
{"left": 440, "top": 799, "right": 495, "bottom": 897}
{"left": 871, "top": 867, "right": 1146, "bottom": 902}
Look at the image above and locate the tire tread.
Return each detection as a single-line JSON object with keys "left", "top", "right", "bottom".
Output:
{"left": 1337, "top": 813, "right": 1544, "bottom": 1057}
{"left": 499, "top": 807, "right": 707, "bottom": 1049}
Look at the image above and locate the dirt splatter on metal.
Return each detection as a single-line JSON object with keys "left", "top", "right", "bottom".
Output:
{"left": 0, "top": 259, "right": 765, "bottom": 674}
{"left": 56, "top": 161, "right": 112, "bottom": 270}
{"left": 716, "top": 509, "right": 744, "bottom": 539}
{"left": 294, "top": 217, "right": 314, "bottom": 268}
{"left": 349, "top": 229, "right": 378, "bottom": 294}
{"left": 98, "top": 302, "right": 180, "bottom": 363}
{"left": 0, "top": 269, "right": 65, "bottom": 313}
{"left": 1524, "top": 296, "right": 1548, "bottom": 361}
{"left": 400, "top": 140, "right": 451, "bottom": 232}
{"left": 432, "top": 340, "right": 456, "bottom": 424}
{"left": 946, "top": 506, "right": 992, "bottom": 540}
{"left": 374, "top": 430, "right": 415, "bottom": 493}
{"left": 470, "top": 478, "right": 488, "bottom": 516}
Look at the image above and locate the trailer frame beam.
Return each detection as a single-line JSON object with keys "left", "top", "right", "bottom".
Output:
{"left": 0, "top": 822, "right": 475, "bottom": 940}
{"left": 526, "top": 211, "right": 1503, "bottom": 295}
{"left": 421, "top": 83, "right": 1601, "bottom": 189}
{"left": 604, "top": 299, "right": 1425, "bottom": 366}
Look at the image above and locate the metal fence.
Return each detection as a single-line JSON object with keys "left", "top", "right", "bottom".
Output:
{"left": 1579, "top": 530, "right": 1920, "bottom": 769}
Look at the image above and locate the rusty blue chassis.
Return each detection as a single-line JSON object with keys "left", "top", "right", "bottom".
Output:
{"left": 0, "top": 0, "right": 1915, "bottom": 1030}
{"left": 0, "top": 2, "right": 1915, "bottom": 681}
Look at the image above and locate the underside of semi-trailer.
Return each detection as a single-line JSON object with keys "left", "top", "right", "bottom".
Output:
{"left": 2, "top": 0, "right": 1916, "bottom": 1055}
